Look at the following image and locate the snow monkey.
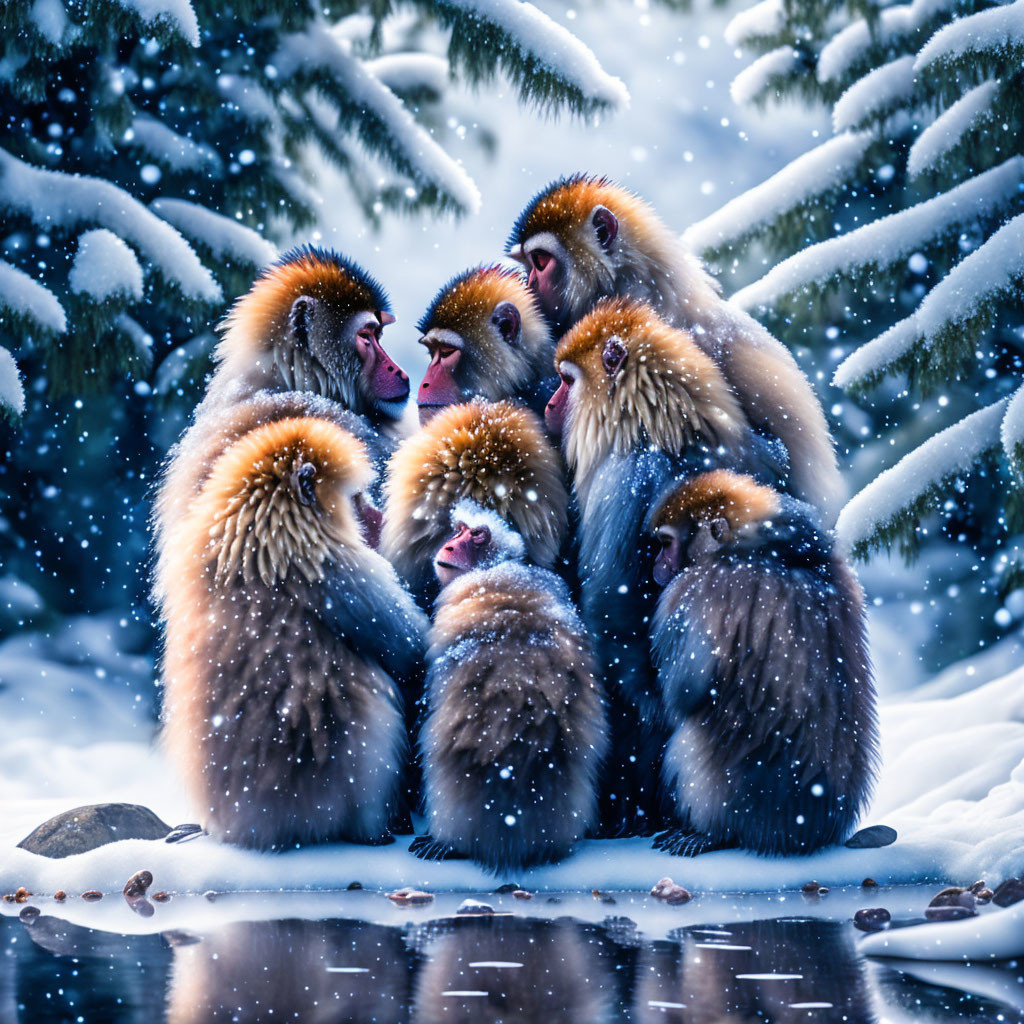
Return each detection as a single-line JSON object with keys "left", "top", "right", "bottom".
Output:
{"left": 416, "top": 265, "right": 556, "bottom": 424}
{"left": 412, "top": 500, "right": 607, "bottom": 874}
{"left": 381, "top": 398, "right": 568, "bottom": 603}
{"left": 160, "top": 416, "right": 427, "bottom": 850}
{"left": 155, "top": 247, "right": 407, "bottom": 602}
{"left": 507, "top": 174, "right": 843, "bottom": 521}
{"left": 547, "top": 297, "right": 785, "bottom": 836}
{"left": 648, "top": 470, "right": 878, "bottom": 856}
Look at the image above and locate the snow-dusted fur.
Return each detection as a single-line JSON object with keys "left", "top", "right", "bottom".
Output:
{"left": 651, "top": 472, "right": 879, "bottom": 855}
{"left": 160, "top": 417, "right": 427, "bottom": 850}
{"left": 418, "top": 265, "right": 557, "bottom": 418}
{"left": 381, "top": 398, "right": 567, "bottom": 602}
{"left": 421, "top": 550, "right": 607, "bottom": 874}
{"left": 509, "top": 174, "right": 843, "bottom": 522}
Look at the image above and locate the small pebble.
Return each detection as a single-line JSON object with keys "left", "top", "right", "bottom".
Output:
{"left": 14, "top": 887, "right": 29, "bottom": 904}
{"left": 924, "top": 905, "right": 975, "bottom": 922}
{"left": 2, "top": 895, "right": 15, "bottom": 904}
{"left": 861, "top": 878, "right": 878, "bottom": 888}
{"left": 592, "top": 889, "right": 616, "bottom": 905}
{"left": 928, "top": 887, "right": 975, "bottom": 911}
{"left": 203, "top": 891, "right": 217, "bottom": 902}
{"left": 457, "top": 899, "right": 495, "bottom": 915}
{"left": 18, "top": 906, "right": 40, "bottom": 924}
{"left": 992, "top": 877, "right": 1024, "bottom": 908}
{"left": 975, "top": 888, "right": 994, "bottom": 904}
{"left": 54, "top": 891, "right": 66, "bottom": 902}
{"left": 346, "top": 881, "right": 363, "bottom": 891}
{"left": 123, "top": 870, "right": 153, "bottom": 900}
{"left": 817, "top": 887, "right": 829, "bottom": 895}
{"left": 546, "top": 896, "right": 562, "bottom": 904}
{"left": 853, "top": 907, "right": 891, "bottom": 932}
{"left": 81, "top": 891, "right": 103, "bottom": 902}
{"left": 969, "top": 880, "right": 987, "bottom": 895}
{"left": 802, "top": 881, "right": 821, "bottom": 893}
{"left": 152, "top": 892, "right": 171, "bottom": 903}
{"left": 651, "top": 877, "right": 691, "bottom": 905}
{"left": 387, "top": 888, "right": 434, "bottom": 906}
{"left": 493, "top": 883, "right": 520, "bottom": 894}
{"left": 512, "top": 890, "right": 532, "bottom": 900}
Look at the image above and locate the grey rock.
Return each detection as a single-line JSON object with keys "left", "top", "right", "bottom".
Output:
{"left": 924, "top": 905, "right": 975, "bottom": 922}
{"left": 844, "top": 825, "right": 898, "bottom": 849}
{"left": 18, "top": 804, "right": 171, "bottom": 858}
{"left": 992, "top": 877, "right": 1024, "bottom": 908}
{"left": 853, "top": 907, "right": 890, "bottom": 932}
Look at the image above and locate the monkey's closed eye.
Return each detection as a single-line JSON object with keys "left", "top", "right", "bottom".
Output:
{"left": 470, "top": 526, "right": 490, "bottom": 545}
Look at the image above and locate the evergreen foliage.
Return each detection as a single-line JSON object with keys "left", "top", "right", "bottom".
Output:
{"left": 690, "top": 0, "right": 1024, "bottom": 657}
{"left": 0, "top": 0, "right": 626, "bottom": 634}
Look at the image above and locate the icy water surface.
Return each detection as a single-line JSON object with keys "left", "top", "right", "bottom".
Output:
{"left": 1, "top": 888, "right": 1022, "bottom": 1022}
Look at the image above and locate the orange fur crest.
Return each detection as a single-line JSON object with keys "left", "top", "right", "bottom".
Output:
{"left": 420, "top": 266, "right": 538, "bottom": 337}
{"left": 555, "top": 298, "right": 747, "bottom": 481}
{"left": 652, "top": 469, "right": 781, "bottom": 534}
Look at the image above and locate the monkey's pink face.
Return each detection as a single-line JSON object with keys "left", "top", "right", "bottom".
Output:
{"left": 353, "top": 311, "right": 409, "bottom": 405}
{"left": 417, "top": 329, "right": 464, "bottom": 425}
{"left": 434, "top": 521, "right": 491, "bottom": 586}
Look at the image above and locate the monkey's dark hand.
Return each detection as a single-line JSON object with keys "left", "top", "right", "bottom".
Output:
{"left": 408, "top": 835, "right": 467, "bottom": 862}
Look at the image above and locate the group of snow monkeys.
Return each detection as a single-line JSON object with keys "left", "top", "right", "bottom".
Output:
{"left": 154, "top": 174, "right": 880, "bottom": 875}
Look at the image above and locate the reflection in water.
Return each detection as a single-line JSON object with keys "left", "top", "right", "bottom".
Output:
{"left": 166, "top": 919, "right": 413, "bottom": 1024}
{"left": 1, "top": 908, "right": 1022, "bottom": 1023}
{"left": 634, "top": 919, "right": 873, "bottom": 1023}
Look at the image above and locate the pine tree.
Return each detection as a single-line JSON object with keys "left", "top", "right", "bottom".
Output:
{"left": 688, "top": 0, "right": 1024, "bottom": 659}
{"left": 0, "top": 0, "right": 627, "bottom": 632}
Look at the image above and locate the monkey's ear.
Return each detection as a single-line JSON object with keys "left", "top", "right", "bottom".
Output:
{"left": 591, "top": 205, "right": 618, "bottom": 252}
{"left": 602, "top": 335, "right": 627, "bottom": 375}
{"left": 491, "top": 301, "right": 521, "bottom": 346}
{"left": 710, "top": 517, "right": 731, "bottom": 544}
{"left": 290, "top": 295, "right": 318, "bottom": 342}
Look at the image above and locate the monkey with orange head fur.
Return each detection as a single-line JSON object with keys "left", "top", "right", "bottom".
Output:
{"left": 155, "top": 246, "right": 410, "bottom": 606}
{"left": 509, "top": 174, "right": 843, "bottom": 523}
{"left": 648, "top": 470, "right": 878, "bottom": 856}
{"left": 416, "top": 266, "right": 557, "bottom": 424}
{"left": 546, "top": 297, "right": 787, "bottom": 835}
{"left": 161, "top": 417, "right": 427, "bottom": 850}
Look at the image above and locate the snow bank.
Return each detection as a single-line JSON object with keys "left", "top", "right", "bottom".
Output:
{"left": 908, "top": 80, "right": 999, "bottom": 179}
{"left": 274, "top": 26, "right": 481, "bottom": 214}
{"left": 730, "top": 45, "right": 800, "bottom": 105}
{"left": 733, "top": 156, "right": 1024, "bottom": 309}
{"left": 112, "top": 0, "right": 200, "bottom": 47}
{"left": 127, "top": 114, "right": 222, "bottom": 173}
{"left": 31, "top": 0, "right": 72, "bottom": 46}
{"left": 834, "top": 211, "right": 1024, "bottom": 387}
{"left": 861, "top": 902, "right": 1024, "bottom": 961}
{"left": 438, "top": 0, "right": 630, "bottom": 112}
{"left": 831, "top": 55, "right": 916, "bottom": 133}
{"left": 0, "top": 346, "right": 25, "bottom": 417}
{"left": 69, "top": 229, "right": 144, "bottom": 302}
{"left": 685, "top": 132, "right": 870, "bottom": 252}
{"left": 916, "top": 0, "right": 1024, "bottom": 70}
{"left": 0, "top": 150, "right": 221, "bottom": 304}
{"left": 151, "top": 198, "right": 276, "bottom": 266}
{"left": 0, "top": 258, "right": 66, "bottom": 333}
{"left": 3, "top": 661, "right": 1023, "bottom": 897}
{"left": 835, "top": 399, "right": 1008, "bottom": 554}
{"left": 724, "top": 0, "right": 783, "bottom": 47}
{"left": 1003, "top": 382, "right": 1024, "bottom": 471}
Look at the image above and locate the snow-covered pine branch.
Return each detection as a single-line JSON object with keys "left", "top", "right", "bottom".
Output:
{"left": 275, "top": 25, "right": 482, "bottom": 215}
{"left": 836, "top": 398, "right": 1010, "bottom": 559}
{"left": 150, "top": 199, "right": 277, "bottom": 268}
{"left": 0, "top": 149, "right": 222, "bottom": 304}
{"left": 69, "top": 230, "right": 144, "bottom": 305}
{"left": 684, "top": 131, "right": 872, "bottom": 257}
{"left": 126, "top": 115, "right": 223, "bottom": 175}
{"left": 365, "top": 54, "right": 450, "bottom": 99}
{"left": 724, "top": 0, "right": 785, "bottom": 49}
{"left": 1004, "top": 384, "right": 1024, "bottom": 478}
{"left": 916, "top": 0, "right": 1024, "bottom": 83}
{"left": 0, "top": 259, "right": 67, "bottom": 336}
{"left": 0, "top": 347, "right": 26, "bottom": 423}
{"left": 907, "top": 80, "right": 1001, "bottom": 180}
{"left": 733, "top": 156, "right": 1024, "bottom": 311}
{"left": 729, "top": 45, "right": 804, "bottom": 106}
{"left": 831, "top": 55, "right": 917, "bottom": 133}
{"left": 431, "top": 0, "right": 629, "bottom": 116}
{"left": 108, "top": 0, "right": 200, "bottom": 47}
{"left": 834, "top": 212, "right": 1024, "bottom": 392}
